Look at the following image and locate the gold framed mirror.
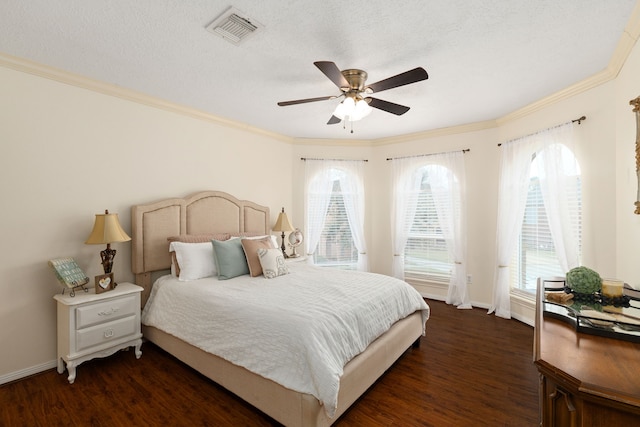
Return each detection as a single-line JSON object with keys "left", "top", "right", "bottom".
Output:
{"left": 631, "top": 95, "right": 640, "bottom": 214}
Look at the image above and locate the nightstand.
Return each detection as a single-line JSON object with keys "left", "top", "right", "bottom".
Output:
{"left": 54, "top": 282, "right": 143, "bottom": 384}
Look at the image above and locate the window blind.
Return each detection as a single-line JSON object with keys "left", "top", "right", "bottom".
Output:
{"left": 404, "top": 168, "right": 454, "bottom": 280}
{"left": 313, "top": 180, "right": 358, "bottom": 269}
{"left": 511, "top": 173, "right": 582, "bottom": 292}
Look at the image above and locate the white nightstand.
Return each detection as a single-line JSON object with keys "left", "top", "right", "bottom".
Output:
{"left": 54, "top": 282, "right": 143, "bottom": 384}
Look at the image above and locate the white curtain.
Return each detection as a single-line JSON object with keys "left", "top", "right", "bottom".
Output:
{"left": 537, "top": 125, "right": 580, "bottom": 272}
{"left": 304, "top": 159, "right": 368, "bottom": 271}
{"left": 304, "top": 160, "right": 334, "bottom": 264}
{"left": 338, "top": 161, "right": 369, "bottom": 271}
{"left": 490, "top": 122, "right": 575, "bottom": 319}
{"left": 429, "top": 151, "right": 471, "bottom": 309}
{"left": 390, "top": 157, "right": 423, "bottom": 279}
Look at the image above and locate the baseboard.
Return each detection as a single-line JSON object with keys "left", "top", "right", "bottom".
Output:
{"left": 510, "top": 293, "right": 536, "bottom": 327}
{"left": 398, "top": 284, "right": 536, "bottom": 329}
{"left": 0, "top": 360, "right": 57, "bottom": 385}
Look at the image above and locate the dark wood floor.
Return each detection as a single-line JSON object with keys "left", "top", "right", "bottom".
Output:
{"left": 0, "top": 300, "right": 539, "bottom": 426}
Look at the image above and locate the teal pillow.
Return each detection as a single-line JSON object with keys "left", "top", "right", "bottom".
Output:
{"left": 211, "top": 238, "right": 250, "bottom": 280}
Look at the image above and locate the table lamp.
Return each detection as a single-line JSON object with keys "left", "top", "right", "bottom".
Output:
{"left": 272, "top": 207, "right": 294, "bottom": 257}
{"left": 85, "top": 209, "right": 131, "bottom": 275}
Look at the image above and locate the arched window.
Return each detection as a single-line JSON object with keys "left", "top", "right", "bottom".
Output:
{"left": 391, "top": 151, "right": 470, "bottom": 307}
{"left": 304, "top": 160, "right": 367, "bottom": 271}
{"left": 314, "top": 169, "right": 358, "bottom": 268}
{"left": 510, "top": 144, "right": 582, "bottom": 293}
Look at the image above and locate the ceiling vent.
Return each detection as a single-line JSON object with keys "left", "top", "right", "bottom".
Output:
{"left": 205, "top": 7, "right": 262, "bottom": 45}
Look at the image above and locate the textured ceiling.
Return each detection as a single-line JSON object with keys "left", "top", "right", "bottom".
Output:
{"left": 0, "top": 1, "right": 637, "bottom": 140}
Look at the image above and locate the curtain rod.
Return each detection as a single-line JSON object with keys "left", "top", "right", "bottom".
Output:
{"left": 300, "top": 157, "right": 368, "bottom": 162}
{"left": 497, "top": 115, "right": 586, "bottom": 146}
{"left": 386, "top": 148, "right": 470, "bottom": 161}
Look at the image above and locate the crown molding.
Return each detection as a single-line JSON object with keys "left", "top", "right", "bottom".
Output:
{"left": 0, "top": 52, "right": 294, "bottom": 144}
{"left": 496, "top": 69, "right": 614, "bottom": 125}
{"left": 371, "top": 120, "right": 498, "bottom": 146}
{"left": 291, "top": 137, "right": 374, "bottom": 147}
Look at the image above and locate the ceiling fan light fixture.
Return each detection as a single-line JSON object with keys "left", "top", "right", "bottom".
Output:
{"left": 333, "top": 97, "right": 372, "bottom": 122}
{"left": 333, "top": 97, "right": 354, "bottom": 120}
{"left": 352, "top": 98, "right": 372, "bottom": 121}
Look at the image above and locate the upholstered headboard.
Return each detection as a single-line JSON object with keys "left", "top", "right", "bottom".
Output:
{"left": 131, "top": 191, "right": 270, "bottom": 304}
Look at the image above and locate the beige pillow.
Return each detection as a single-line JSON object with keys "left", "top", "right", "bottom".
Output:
{"left": 241, "top": 237, "right": 276, "bottom": 277}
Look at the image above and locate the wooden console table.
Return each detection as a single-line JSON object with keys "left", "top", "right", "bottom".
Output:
{"left": 534, "top": 281, "right": 640, "bottom": 426}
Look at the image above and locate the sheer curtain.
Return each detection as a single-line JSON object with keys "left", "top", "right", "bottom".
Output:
{"left": 490, "top": 122, "right": 575, "bottom": 319}
{"left": 429, "top": 151, "right": 471, "bottom": 309}
{"left": 304, "top": 160, "right": 334, "bottom": 264}
{"left": 304, "top": 159, "right": 368, "bottom": 270}
{"left": 537, "top": 125, "right": 580, "bottom": 272}
{"left": 338, "top": 161, "right": 369, "bottom": 271}
{"left": 390, "top": 157, "right": 423, "bottom": 279}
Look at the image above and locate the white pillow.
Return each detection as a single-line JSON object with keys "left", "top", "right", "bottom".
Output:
{"left": 169, "top": 241, "right": 217, "bottom": 281}
{"left": 257, "top": 248, "right": 289, "bottom": 279}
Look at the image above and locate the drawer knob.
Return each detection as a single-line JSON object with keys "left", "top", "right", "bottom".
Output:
{"left": 98, "top": 307, "right": 120, "bottom": 317}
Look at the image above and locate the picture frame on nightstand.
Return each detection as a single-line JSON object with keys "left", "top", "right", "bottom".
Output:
{"left": 94, "top": 272, "right": 114, "bottom": 294}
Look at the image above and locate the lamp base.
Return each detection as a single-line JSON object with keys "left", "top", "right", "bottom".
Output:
{"left": 99, "top": 244, "right": 118, "bottom": 287}
{"left": 280, "top": 232, "right": 289, "bottom": 258}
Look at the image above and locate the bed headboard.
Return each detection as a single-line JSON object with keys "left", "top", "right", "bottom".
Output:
{"left": 131, "top": 191, "right": 270, "bottom": 305}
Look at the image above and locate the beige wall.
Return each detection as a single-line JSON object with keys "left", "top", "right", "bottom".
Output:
{"left": 616, "top": 28, "right": 640, "bottom": 283}
{"left": 0, "top": 63, "right": 293, "bottom": 381}
{"left": 1, "top": 20, "right": 639, "bottom": 381}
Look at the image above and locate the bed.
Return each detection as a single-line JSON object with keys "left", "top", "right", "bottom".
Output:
{"left": 131, "top": 190, "right": 429, "bottom": 426}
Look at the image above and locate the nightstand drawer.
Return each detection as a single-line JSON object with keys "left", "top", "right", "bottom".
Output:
{"left": 76, "top": 294, "right": 137, "bottom": 329}
{"left": 76, "top": 315, "right": 137, "bottom": 351}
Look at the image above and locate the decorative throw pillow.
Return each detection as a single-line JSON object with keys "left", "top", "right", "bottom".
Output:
{"left": 257, "top": 248, "right": 289, "bottom": 279}
{"left": 169, "top": 241, "right": 217, "bottom": 281}
{"left": 231, "top": 233, "right": 279, "bottom": 249}
{"left": 212, "top": 238, "right": 250, "bottom": 280}
{"left": 241, "top": 237, "right": 277, "bottom": 277}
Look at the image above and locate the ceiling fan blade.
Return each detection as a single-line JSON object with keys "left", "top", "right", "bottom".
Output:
{"left": 366, "top": 97, "right": 410, "bottom": 115}
{"left": 327, "top": 115, "right": 341, "bottom": 125}
{"left": 366, "top": 67, "right": 428, "bottom": 93}
{"left": 314, "top": 61, "right": 350, "bottom": 90}
{"left": 277, "top": 95, "right": 336, "bottom": 106}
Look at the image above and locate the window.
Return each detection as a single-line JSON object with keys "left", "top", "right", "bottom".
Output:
{"left": 305, "top": 160, "right": 367, "bottom": 271}
{"left": 313, "top": 178, "right": 358, "bottom": 269}
{"left": 404, "top": 165, "right": 456, "bottom": 281}
{"left": 511, "top": 145, "right": 582, "bottom": 293}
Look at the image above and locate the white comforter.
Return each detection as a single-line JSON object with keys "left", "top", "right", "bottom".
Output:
{"left": 141, "top": 262, "right": 429, "bottom": 417}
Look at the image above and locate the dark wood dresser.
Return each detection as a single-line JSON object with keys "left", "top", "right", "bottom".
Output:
{"left": 534, "top": 283, "right": 640, "bottom": 426}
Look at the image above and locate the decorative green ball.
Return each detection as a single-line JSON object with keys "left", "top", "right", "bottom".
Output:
{"left": 566, "top": 266, "right": 602, "bottom": 294}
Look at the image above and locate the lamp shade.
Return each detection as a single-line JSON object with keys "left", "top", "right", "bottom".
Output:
{"left": 333, "top": 96, "right": 372, "bottom": 122}
{"left": 272, "top": 208, "right": 294, "bottom": 232}
{"left": 85, "top": 210, "right": 131, "bottom": 244}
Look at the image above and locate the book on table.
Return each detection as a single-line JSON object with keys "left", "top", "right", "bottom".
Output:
{"left": 48, "top": 257, "right": 90, "bottom": 289}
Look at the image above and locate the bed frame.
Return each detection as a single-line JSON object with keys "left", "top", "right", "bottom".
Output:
{"left": 131, "top": 190, "right": 424, "bottom": 426}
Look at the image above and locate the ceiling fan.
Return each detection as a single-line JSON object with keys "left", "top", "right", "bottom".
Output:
{"left": 277, "top": 61, "right": 428, "bottom": 126}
